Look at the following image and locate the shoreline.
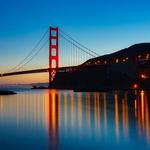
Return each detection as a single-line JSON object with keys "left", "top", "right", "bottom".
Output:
{"left": 0, "top": 90, "right": 17, "bottom": 95}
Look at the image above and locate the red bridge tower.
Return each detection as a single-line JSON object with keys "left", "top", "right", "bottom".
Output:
{"left": 49, "top": 27, "right": 59, "bottom": 84}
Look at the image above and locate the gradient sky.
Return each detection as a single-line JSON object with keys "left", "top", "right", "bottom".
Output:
{"left": 0, "top": 0, "right": 150, "bottom": 84}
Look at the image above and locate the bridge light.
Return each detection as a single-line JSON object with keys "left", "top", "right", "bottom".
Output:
{"left": 104, "top": 61, "right": 107, "bottom": 64}
{"left": 115, "top": 59, "right": 119, "bottom": 63}
{"left": 133, "top": 83, "right": 138, "bottom": 89}
{"left": 140, "top": 73, "right": 149, "bottom": 79}
{"left": 138, "top": 55, "right": 141, "bottom": 59}
{"left": 146, "top": 53, "right": 149, "bottom": 59}
{"left": 126, "top": 57, "right": 129, "bottom": 60}
{"left": 86, "top": 62, "right": 91, "bottom": 65}
{"left": 123, "top": 59, "right": 126, "bottom": 62}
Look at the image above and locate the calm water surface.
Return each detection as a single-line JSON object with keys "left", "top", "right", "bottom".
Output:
{"left": 0, "top": 89, "right": 150, "bottom": 150}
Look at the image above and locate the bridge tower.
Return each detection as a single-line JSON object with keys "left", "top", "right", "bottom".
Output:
{"left": 49, "top": 27, "right": 59, "bottom": 85}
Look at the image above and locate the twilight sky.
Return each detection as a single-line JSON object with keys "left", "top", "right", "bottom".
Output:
{"left": 0, "top": 0, "right": 150, "bottom": 84}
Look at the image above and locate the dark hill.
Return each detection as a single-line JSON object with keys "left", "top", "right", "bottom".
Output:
{"left": 50, "top": 43, "right": 150, "bottom": 91}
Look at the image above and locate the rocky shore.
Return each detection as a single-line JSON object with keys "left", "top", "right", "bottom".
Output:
{"left": 0, "top": 90, "right": 17, "bottom": 95}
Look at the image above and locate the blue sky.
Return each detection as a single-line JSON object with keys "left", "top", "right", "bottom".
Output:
{"left": 0, "top": 0, "right": 150, "bottom": 83}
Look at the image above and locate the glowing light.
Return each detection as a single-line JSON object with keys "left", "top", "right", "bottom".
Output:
{"left": 146, "top": 54, "right": 149, "bottom": 59}
{"left": 140, "top": 74, "right": 149, "bottom": 79}
{"left": 87, "top": 62, "right": 91, "bottom": 65}
{"left": 123, "top": 59, "right": 126, "bottom": 62}
{"left": 86, "top": 62, "right": 91, "bottom": 65}
{"left": 133, "top": 83, "right": 138, "bottom": 89}
{"left": 115, "top": 59, "right": 119, "bottom": 63}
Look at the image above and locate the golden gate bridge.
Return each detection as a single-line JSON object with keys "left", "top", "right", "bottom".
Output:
{"left": 1, "top": 26, "right": 150, "bottom": 90}
{"left": 0, "top": 26, "right": 99, "bottom": 85}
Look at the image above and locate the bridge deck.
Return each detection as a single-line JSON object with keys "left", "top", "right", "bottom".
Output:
{"left": 0, "top": 66, "right": 79, "bottom": 77}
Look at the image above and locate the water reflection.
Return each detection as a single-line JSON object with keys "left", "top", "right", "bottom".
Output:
{"left": 86, "top": 92, "right": 91, "bottom": 129}
{"left": 103, "top": 92, "right": 107, "bottom": 136}
{"left": 0, "top": 90, "right": 150, "bottom": 150}
{"left": 114, "top": 91, "right": 119, "bottom": 139}
{"left": 136, "top": 90, "right": 150, "bottom": 144}
{"left": 47, "top": 90, "right": 59, "bottom": 150}
{"left": 122, "top": 92, "right": 129, "bottom": 139}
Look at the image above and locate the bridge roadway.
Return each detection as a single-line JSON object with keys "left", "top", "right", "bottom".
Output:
{"left": 0, "top": 66, "right": 80, "bottom": 77}
{"left": 0, "top": 63, "right": 108, "bottom": 77}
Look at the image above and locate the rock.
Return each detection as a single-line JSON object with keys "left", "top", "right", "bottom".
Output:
{"left": 0, "top": 90, "right": 17, "bottom": 95}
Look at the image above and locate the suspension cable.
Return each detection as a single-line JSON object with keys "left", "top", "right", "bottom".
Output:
{"left": 7, "top": 28, "right": 49, "bottom": 73}
{"left": 59, "top": 33, "right": 96, "bottom": 58}
{"left": 14, "top": 39, "right": 48, "bottom": 71}
{"left": 59, "top": 29, "right": 99, "bottom": 57}
{"left": 4, "top": 27, "right": 99, "bottom": 74}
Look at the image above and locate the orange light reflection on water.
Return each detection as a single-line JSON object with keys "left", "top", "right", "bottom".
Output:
{"left": 114, "top": 91, "right": 119, "bottom": 140}
{"left": 86, "top": 92, "right": 91, "bottom": 129}
{"left": 78, "top": 92, "right": 82, "bottom": 128}
{"left": 103, "top": 92, "right": 107, "bottom": 135}
{"left": 122, "top": 92, "right": 129, "bottom": 139}
{"left": 0, "top": 89, "right": 150, "bottom": 147}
